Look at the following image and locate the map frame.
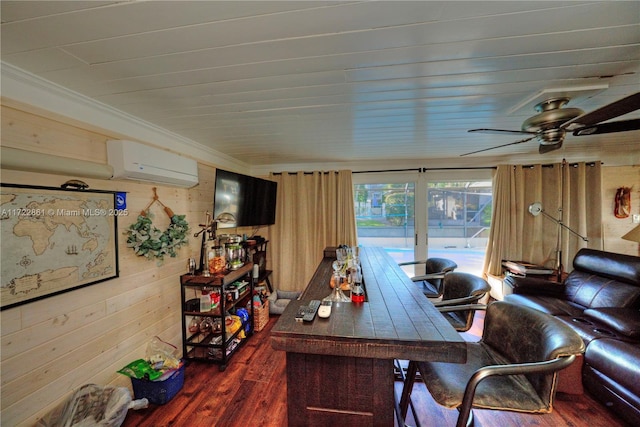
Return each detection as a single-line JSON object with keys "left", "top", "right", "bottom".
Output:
{"left": 1, "top": 183, "right": 119, "bottom": 310}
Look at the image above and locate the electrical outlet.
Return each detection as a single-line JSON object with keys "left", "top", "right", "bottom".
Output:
{"left": 633, "top": 214, "right": 640, "bottom": 224}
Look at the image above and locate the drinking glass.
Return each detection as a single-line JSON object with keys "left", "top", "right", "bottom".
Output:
{"left": 325, "top": 260, "right": 350, "bottom": 302}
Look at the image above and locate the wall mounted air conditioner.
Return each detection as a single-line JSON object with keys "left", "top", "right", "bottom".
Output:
{"left": 107, "top": 140, "right": 199, "bottom": 188}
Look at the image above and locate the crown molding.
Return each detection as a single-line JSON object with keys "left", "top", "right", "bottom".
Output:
{"left": 0, "top": 61, "right": 249, "bottom": 173}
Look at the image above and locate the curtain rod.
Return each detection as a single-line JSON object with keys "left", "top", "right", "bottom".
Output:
{"left": 520, "top": 161, "right": 599, "bottom": 169}
{"left": 353, "top": 168, "right": 420, "bottom": 174}
{"left": 271, "top": 163, "right": 601, "bottom": 175}
{"left": 354, "top": 166, "right": 495, "bottom": 174}
{"left": 271, "top": 167, "right": 495, "bottom": 175}
{"left": 270, "top": 171, "right": 341, "bottom": 175}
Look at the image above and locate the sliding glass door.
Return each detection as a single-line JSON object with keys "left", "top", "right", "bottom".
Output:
{"left": 426, "top": 177, "right": 492, "bottom": 276}
{"left": 353, "top": 169, "right": 493, "bottom": 277}
{"left": 353, "top": 171, "right": 420, "bottom": 265}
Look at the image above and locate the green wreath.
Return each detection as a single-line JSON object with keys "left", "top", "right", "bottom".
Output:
{"left": 125, "top": 210, "right": 189, "bottom": 263}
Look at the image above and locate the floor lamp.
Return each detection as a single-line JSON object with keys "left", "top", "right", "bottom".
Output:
{"left": 528, "top": 202, "right": 589, "bottom": 279}
{"left": 622, "top": 224, "right": 640, "bottom": 243}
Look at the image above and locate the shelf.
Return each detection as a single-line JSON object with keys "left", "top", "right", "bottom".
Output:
{"left": 183, "top": 288, "right": 251, "bottom": 317}
{"left": 185, "top": 338, "right": 243, "bottom": 361}
{"left": 184, "top": 326, "right": 246, "bottom": 348}
{"left": 180, "top": 262, "right": 254, "bottom": 370}
{"left": 181, "top": 263, "right": 253, "bottom": 287}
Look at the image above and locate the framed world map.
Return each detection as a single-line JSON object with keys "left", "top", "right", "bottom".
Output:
{"left": 1, "top": 184, "right": 119, "bottom": 310}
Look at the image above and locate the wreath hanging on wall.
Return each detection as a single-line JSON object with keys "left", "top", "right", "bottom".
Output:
{"left": 125, "top": 188, "right": 189, "bottom": 263}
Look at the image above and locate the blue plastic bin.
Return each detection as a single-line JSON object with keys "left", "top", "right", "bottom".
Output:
{"left": 130, "top": 363, "right": 185, "bottom": 405}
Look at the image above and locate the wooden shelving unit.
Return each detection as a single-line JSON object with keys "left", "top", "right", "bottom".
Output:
{"left": 180, "top": 263, "right": 254, "bottom": 371}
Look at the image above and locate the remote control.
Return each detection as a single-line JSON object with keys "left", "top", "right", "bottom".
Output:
{"left": 303, "top": 300, "right": 322, "bottom": 322}
{"left": 295, "top": 306, "right": 307, "bottom": 322}
{"left": 318, "top": 300, "right": 332, "bottom": 318}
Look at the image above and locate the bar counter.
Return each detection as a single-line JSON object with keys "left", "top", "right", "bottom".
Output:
{"left": 270, "top": 246, "right": 466, "bottom": 426}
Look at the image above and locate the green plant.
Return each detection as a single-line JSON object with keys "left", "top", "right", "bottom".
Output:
{"left": 385, "top": 191, "right": 414, "bottom": 226}
{"left": 125, "top": 210, "right": 189, "bottom": 264}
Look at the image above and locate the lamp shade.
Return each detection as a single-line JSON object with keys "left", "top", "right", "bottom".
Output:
{"left": 622, "top": 224, "right": 640, "bottom": 243}
{"left": 528, "top": 202, "right": 543, "bottom": 216}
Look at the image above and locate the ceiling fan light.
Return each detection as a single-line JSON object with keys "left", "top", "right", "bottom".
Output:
{"left": 464, "top": 93, "right": 639, "bottom": 156}
{"left": 537, "top": 128, "right": 566, "bottom": 144}
{"left": 523, "top": 107, "right": 584, "bottom": 132}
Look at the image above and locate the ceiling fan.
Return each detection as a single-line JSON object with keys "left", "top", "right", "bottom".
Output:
{"left": 461, "top": 92, "right": 640, "bottom": 156}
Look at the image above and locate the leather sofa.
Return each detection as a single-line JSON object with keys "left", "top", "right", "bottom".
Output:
{"left": 504, "top": 248, "right": 640, "bottom": 425}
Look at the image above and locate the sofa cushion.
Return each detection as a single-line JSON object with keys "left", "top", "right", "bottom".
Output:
{"left": 584, "top": 338, "right": 640, "bottom": 394}
{"left": 583, "top": 308, "right": 640, "bottom": 339}
{"left": 564, "top": 270, "right": 640, "bottom": 309}
{"left": 556, "top": 315, "right": 621, "bottom": 343}
{"left": 504, "top": 294, "right": 584, "bottom": 317}
{"left": 573, "top": 248, "right": 640, "bottom": 285}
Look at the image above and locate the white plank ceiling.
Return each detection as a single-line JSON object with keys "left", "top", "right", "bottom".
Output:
{"left": 1, "top": 1, "right": 639, "bottom": 170}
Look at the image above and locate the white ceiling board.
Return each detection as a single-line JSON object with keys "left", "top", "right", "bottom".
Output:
{"left": 0, "top": 1, "right": 117, "bottom": 23}
{"left": 54, "top": 5, "right": 640, "bottom": 80}
{"left": 0, "top": 48, "right": 84, "bottom": 73}
{"left": 0, "top": 1, "right": 324, "bottom": 54}
{"left": 38, "top": 24, "right": 637, "bottom": 100}
{"left": 1, "top": 0, "right": 639, "bottom": 169}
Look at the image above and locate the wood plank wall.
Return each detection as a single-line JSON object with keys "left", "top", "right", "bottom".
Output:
{"left": 602, "top": 165, "right": 640, "bottom": 256}
{"left": 0, "top": 104, "right": 258, "bottom": 426}
{"left": 1, "top": 103, "right": 638, "bottom": 426}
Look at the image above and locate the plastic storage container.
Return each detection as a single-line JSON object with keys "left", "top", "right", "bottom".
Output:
{"left": 130, "top": 363, "right": 185, "bottom": 405}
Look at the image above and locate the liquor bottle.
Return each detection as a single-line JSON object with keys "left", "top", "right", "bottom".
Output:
{"left": 350, "top": 262, "right": 365, "bottom": 303}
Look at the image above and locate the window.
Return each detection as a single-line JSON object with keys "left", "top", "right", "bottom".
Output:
{"left": 353, "top": 170, "right": 492, "bottom": 277}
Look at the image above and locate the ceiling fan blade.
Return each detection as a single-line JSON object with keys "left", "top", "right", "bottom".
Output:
{"left": 573, "top": 118, "right": 640, "bottom": 136}
{"left": 539, "top": 142, "right": 563, "bottom": 154}
{"left": 562, "top": 92, "right": 640, "bottom": 130}
{"left": 468, "top": 128, "right": 535, "bottom": 135}
{"left": 460, "top": 135, "right": 537, "bottom": 157}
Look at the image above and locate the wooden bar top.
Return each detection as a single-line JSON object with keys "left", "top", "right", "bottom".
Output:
{"left": 270, "top": 246, "right": 466, "bottom": 363}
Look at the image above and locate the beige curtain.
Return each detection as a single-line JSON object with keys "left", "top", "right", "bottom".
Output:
{"left": 484, "top": 161, "right": 602, "bottom": 276}
{"left": 268, "top": 170, "right": 357, "bottom": 292}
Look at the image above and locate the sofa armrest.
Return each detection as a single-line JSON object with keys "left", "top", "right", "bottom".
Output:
{"left": 504, "top": 275, "right": 567, "bottom": 297}
{"left": 583, "top": 308, "right": 640, "bottom": 339}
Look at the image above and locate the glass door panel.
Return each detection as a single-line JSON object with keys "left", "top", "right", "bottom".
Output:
{"left": 353, "top": 180, "right": 417, "bottom": 266}
{"left": 353, "top": 171, "right": 493, "bottom": 279}
{"left": 426, "top": 180, "right": 492, "bottom": 276}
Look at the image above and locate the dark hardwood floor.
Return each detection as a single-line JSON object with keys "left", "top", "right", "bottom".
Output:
{"left": 122, "top": 313, "right": 630, "bottom": 427}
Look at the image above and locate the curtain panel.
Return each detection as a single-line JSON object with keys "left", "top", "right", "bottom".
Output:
{"left": 268, "top": 170, "right": 357, "bottom": 292}
{"left": 484, "top": 161, "right": 602, "bottom": 277}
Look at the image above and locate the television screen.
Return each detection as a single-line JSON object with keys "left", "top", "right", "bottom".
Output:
{"left": 213, "top": 169, "right": 277, "bottom": 228}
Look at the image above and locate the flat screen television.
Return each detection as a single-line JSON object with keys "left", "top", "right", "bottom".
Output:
{"left": 213, "top": 169, "right": 277, "bottom": 228}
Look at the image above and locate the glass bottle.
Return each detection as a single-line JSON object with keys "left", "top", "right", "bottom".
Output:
{"left": 325, "top": 268, "right": 350, "bottom": 303}
{"left": 188, "top": 316, "right": 201, "bottom": 333}
{"left": 199, "top": 316, "right": 213, "bottom": 334}
{"left": 350, "top": 261, "right": 365, "bottom": 303}
{"left": 208, "top": 246, "right": 226, "bottom": 275}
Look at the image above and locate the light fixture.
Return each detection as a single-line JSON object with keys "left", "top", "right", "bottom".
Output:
{"left": 529, "top": 201, "right": 589, "bottom": 281}
{"left": 622, "top": 224, "right": 640, "bottom": 243}
{"left": 194, "top": 211, "right": 237, "bottom": 275}
{"left": 528, "top": 202, "right": 589, "bottom": 242}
